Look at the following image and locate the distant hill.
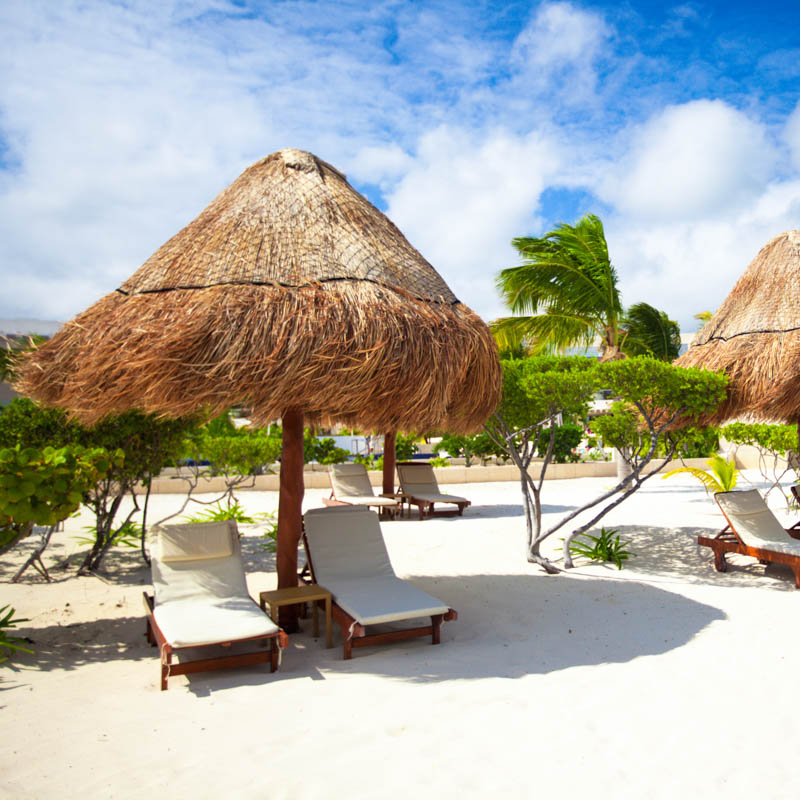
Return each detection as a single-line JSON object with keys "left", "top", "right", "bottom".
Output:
{"left": 0, "top": 319, "right": 63, "bottom": 336}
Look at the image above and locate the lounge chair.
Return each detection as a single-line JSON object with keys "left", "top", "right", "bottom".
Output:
{"left": 302, "top": 506, "right": 457, "bottom": 659}
{"left": 697, "top": 490, "right": 800, "bottom": 588}
{"left": 143, "top": 520, "right": 288, "bottom": 690}
{"left": 323, "top": 462, "right": 400, "bottom": 519}
{"left": 396, "top": 461, "right": 471, "bottom": 520}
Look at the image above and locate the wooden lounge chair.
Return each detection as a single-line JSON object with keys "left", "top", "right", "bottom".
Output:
{"left": 302, "top": 506, "right": 457, "bottom": 659}
{"left": 697, "top": 490, "right": 800, "bottom": 588}
{"left": 323, "top": 462, "right": 400, "bottom": 519}
{"left": 143, "top": 520, "right": 288, "bottom": 690}
{"left": 395, "top": 461, "right": 470, "bottom": 520}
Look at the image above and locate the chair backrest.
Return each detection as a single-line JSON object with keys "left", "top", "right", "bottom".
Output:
{"left": 396, "top": 461, "right": 440, "bottom": 496}
{"left": 329, "top": 462, "right": 375, "bottom": 498}
{"left": 715, "top": 490, "right": 790, "bottom": 549}
{"left": 303, "top": 506, "right": 396, "bottom": 584}
{"left": 150, "top": 520, "right": 249, "bottom": 605}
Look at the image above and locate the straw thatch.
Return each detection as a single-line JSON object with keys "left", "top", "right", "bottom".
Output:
{"left": 16, "top": 149, "right": 500, "bottom": 432}
{"left": 676, "top": 229, "right": 800, "bottom": 424}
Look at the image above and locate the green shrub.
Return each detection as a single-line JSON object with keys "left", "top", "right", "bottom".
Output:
{"left": 429, "top": 456, "right": 450, "bottom": 467}
{"left": 395, "top": 433, "right": 418, "bottom": 461}
{"left": 536, "top": 423, "right": 582, "bottom": 463}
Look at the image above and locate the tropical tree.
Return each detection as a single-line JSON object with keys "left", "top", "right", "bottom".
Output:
{"left": 622, "top": 302, "right": 681, "bottom": 361}
{"left": 494, "top": 214, "right": 681, "bottom": 361}
{"left": 494, "top": 214, "right": 626, "bottom": 361}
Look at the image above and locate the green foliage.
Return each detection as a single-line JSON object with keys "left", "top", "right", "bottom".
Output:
{"left": 75, "top": 520, "right": 141, "bottom": 549}
{"left": 721, "top": 422, "right": 797, "bottom": 456}
{"left": 0, "top": 605, "right": 32, "bottom": 663}
{"left": 394, "top": 433, "right": 418, "bottom": 461}
{"left": 203, "top": 411, "right": 238, "bottom": 437}
{"left": 622, "top": 302, "right": 681, "bottom": 361}
{"left": 536, "top": 423, "right": 583, "bottom": 463}
{"left": 673, "top": 426, "right": 720, "bottom": 458}
{"left": 183, "top": 501, "right": 256, "bottom": 524}
{"left": 495, "top": 214, "right": 624, "bottom": 357}
{"left": 354, "top": 454, "right": 383, "bottom": 471}
{"left": 591, "top": 402, "right": 639, "bottom": 452}
{"left": 0, "top": 444, "right": 116, "bottom": 552}
{"left": 662, "top": 454, "right": 739, "bottom": 493}
{"left": 429, "top": 456, "right": 451, "bottom": 467}
{"left": 313, "top": 437, "right": 350, "bottom": 465}
{"left": 568, "top": 528, "right": 634, "bottom": 570}
{"left": 257, "top": 511, "right": 278, "bottom": 552}
{"left": 494, "top": 356, "right": 596, "bottom": 436}
{"left": 189, "top": 431, "right": 281, "bottom": 476}
{"left": 595, "top": 357, "right": 727, "bottom": 423}
{"left": 0, "top": 398, "right": 79, "bottom": 449}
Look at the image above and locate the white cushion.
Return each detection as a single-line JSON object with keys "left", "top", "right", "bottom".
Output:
{"left": 154, "top": 597, "right": 279, "bottom": 647}
{"left": 303, "top": 506, "right": 449, "bottom": 625}
{"left": 716, "top": 490, "right": 800, "bottom": 556}
{"left": 336, "top": 495, "right": 399, "bottom": 507}
{"left": 404, "top": 491, "right": 467, "bottom": 505}
{"left": 159, "top": 522, "right": 233, "bottom": 562}
{"left": 330, "top": 463, "right": 375, "bottom": 498}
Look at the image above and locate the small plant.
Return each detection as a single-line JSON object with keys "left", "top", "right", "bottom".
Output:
{"left": 662, "top": 454, "right": 738, "bottom": 493}
{"left": 183, "top": 501, "right": 256, "bottom": 524}
{"left": 74, "top": 520, "right": 142, "bottom": 549}
{"left": 568, "top": 527, "right": 634, "bottom": 570}
{"left": 354, "top": 454, "right": 383, "bottom": 471}
{"left": 0, "top": 605, "right": 32, "bottom": 663}
{"left": 429, "top": 456, "right": 450, "bottom": 468}
{"left": 257, "top": 511, "right": 278, "bottom": 552}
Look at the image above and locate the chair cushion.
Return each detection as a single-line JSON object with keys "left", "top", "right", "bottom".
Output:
{"left": 159, "top": 522, "right": 234, "bottom": 562}
{"left": 154, "top": 597, "right": 279, "bottom": 648}
{"left": 330, "top": 463, "right": 376, "bottom": 498}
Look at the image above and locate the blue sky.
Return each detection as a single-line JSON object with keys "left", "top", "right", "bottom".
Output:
{"left": 1, "top": 0, "right": 799, "bottom": 330}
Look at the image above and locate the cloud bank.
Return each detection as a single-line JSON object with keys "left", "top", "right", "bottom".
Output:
{"left": 1, "top": 0, "right": 798, "bottom": 332}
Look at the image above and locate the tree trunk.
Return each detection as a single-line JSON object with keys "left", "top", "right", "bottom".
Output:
{"left": 277, "top": 407, "right": 304, "bottom": 632}
{"left": 382, "top": 431, "right": 396, "bottom": 495}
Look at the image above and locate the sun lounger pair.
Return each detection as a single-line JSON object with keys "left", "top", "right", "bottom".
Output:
{"left": 145, "top": 511, "right": 457, "bottom": 685}
{"left": 303, "top": 506, "right": 457, "bottom": 658}
{"left": 143, "top": 520, "right": 288, "bottom": 690}
{"left": 326, "top": 461, "right": 470, "bottom": 520}
{"left": 698, "top": 490, "right": 800, "bottom": 588}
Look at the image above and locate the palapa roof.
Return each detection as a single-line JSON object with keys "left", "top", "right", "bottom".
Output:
{"left": 676, "top": 229, "right": 800, "bottom": 424}
{"left": 16, "top": 149, "right": 500, "bottom": 432}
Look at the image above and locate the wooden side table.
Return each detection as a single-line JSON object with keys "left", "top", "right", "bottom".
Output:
{"left": 259, "top": 584, "right": 333, "bottom": 648}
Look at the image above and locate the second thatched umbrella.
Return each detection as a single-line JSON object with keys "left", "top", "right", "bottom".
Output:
{"left": 677, "top": 229, "right": 800, "bottom": 431}
{"left": 17, "top": 149, "right": 501, "bottom": 626}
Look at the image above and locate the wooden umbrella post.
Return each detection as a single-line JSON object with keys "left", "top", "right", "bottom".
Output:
{"left": 277, "top": 406, "right": 304, "bottom": 632}
{"left": 382, "top": 431, "right": 396, "bottom": 496}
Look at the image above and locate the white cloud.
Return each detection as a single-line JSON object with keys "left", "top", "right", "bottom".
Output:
{"left": 598, "top": 100, "right": 776, "bottom": 221}
{"left": 607, "top": 178, "right": 800, "bottom": 328}
{"left": 383, "top": 126, "right": 562, "bottom": 320}
{"left": 510, "top": 2, "right": 611, "bottom": 101}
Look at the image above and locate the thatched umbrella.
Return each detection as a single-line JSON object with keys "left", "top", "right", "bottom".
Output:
{"left": 677, "top": 229, "right": 800, "bottom": 432}
{"left": 17, "top": 149, "right": 501, "bottom": 626}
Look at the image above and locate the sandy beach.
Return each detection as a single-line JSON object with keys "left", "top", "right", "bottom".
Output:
{"left": 2, "top": 471, "right": 799, "bottom": 800}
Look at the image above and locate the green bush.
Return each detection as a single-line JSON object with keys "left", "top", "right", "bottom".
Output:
{"left": 313, "top": 438, "right": 350, "bottom": 465}
{"left": 395, "top": 433, "right": 418, "bottom": 461}
{"left": 536, "top": 423, "right": 583, "bottom": 463}
{"left": 183, "top": 501, "right": 256, "bottom": 524}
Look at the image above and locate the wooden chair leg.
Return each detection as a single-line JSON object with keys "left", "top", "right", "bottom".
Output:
{"left": 160, "top": 647, "right": 171, "bottom": 691}
{"left": 270, "top": 638, "right": 279, "bottom": 672}
{"left": 793, "top": 566, "right": 800, "bottom": 589}
{"left": 713, "top": 547, "right": 727, "bottom": 573}
{"left": 431, "top": 614, "right": 443, "bottom": 645}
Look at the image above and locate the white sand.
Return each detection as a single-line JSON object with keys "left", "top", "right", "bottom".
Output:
{"left": 3, "top": 471, "right": 799, "bottom": 799}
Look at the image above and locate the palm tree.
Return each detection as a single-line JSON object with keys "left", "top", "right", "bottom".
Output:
{"left": 622, "top": 302, "right": 681, "bottom": 361}
{"left": 494, "top": 214, "right": 626, "bottom": 361}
